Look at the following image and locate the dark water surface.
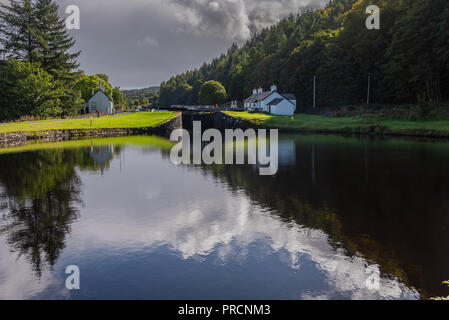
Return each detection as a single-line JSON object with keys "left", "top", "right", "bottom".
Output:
{"left": 0, "top": 134, "right": 448, "bottom": 300}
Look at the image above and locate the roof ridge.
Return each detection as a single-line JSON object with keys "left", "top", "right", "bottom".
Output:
{"left": 91, "top": 89, "right": 113, "bottom": 102}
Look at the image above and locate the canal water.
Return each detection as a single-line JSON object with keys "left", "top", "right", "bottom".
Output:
{"left": 0, "top": 134, "right": 448, "bottom": 299}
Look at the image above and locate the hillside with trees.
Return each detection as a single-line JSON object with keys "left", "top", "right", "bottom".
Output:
{"left": 159, "top": 0, "right": 449, "bottom": 109}
{"left": 122, "top": 87, "right": 160, "bottom": 108}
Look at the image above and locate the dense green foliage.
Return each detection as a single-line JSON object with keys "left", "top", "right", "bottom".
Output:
{"left": 0, "top": 0, "right": 83, "bottom": 120}
{"left": 0, "top": 0, "right": 80, "bottom": 80}
{"left": 198, "top": 80, "right": 227, "bottom": 105}
{"left": 74, "top": 73, "right": 113, "bottom": 102}
{"left": 0, "top": 59, "right": 67, "bottom": 119}
{"left": 160, "top": 0, "right": 449, "bottom": 108}
{"left": 0, "top": 0, "right": 128, "bottom": 119}
{"left": 112, "top": 87, "right": 129, "bottom": 110}
{"left": 33, "top": 0, "right": 80, "bottom": 80}
{"left": 160, "top": 81, "right": 192, "bottom": 107}
{"left": 0, "top": 0, "right": 39, "bottom": 63}
{"left": 122, "top": 86, "right": 160, "bottom": 108}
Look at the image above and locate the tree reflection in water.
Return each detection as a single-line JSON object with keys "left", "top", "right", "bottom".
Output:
{"left": 196, "top": 135, "right": 449, "bottom": 298}
{"left": 0, "top": 145, "right": 118, "bottom": 277}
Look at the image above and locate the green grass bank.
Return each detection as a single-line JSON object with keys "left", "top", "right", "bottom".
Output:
{"left": 0, "top": 112, "right": 178, "bottom": 134}
{"left": 223, "top": 111, "right": 449, "bottom": 137}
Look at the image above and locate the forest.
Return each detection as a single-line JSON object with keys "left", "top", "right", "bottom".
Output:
{"left": 159, "top": 0, "right": 449, "bottom": 110}
{"left": 122, "top": 87, "right": 160, "bottom": 108}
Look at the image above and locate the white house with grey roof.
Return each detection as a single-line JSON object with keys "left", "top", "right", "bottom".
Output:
{"left": 243, "top": 85, "right": 296, "bottom": 116}
{"left": 82, "top": 82, "right": 115, "bottom": 115}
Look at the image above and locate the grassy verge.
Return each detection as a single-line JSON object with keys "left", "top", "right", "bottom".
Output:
{"left": 0, "top": 112, "right": 178, "bottom": 134}
{"left": 223, "top": 111, "right": 449, "bottom": 137}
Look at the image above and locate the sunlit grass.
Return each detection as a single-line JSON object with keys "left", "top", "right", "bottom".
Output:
{"left": 223, "top": 111, "right": 449, "bottom": 134}
{"left": 0, "top": 112, "right": 178, "bottom": 134}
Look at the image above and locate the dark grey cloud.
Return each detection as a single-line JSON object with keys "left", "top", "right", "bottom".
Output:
{"left": 166, "top": 0, "right": 324, "bottom": 42}
{"left": 2, "top": 0, "right": 326, "bottom": 88}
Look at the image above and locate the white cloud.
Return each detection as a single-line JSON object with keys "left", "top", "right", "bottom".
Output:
{"left": 59, "top": 149, "right": 419, "bottom": 300}
{"left": 138, "top": 36, "right": 159, "bottom": 47}
{"left": 208, "top": 1, "right": 220, "bottom": 11}
{"left": 165, "top": 0, "right": 321, "bottom": 42}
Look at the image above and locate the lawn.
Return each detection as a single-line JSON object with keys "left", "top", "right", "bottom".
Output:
{"left": 223, "top": 111, "right": 449, "bottom": 135}
{"left": 0, "top": 112, "right": 178, "bottom": 134}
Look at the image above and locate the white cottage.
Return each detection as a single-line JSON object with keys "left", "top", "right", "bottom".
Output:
{"left": 84, "top": 84, "right": 115, "bottom": 115}
{"left": 243, "top": 85, "right": 296, "bottom": 116}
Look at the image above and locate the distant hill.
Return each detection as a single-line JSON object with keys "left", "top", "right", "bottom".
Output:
{"left": 122, "top": 86, "right": 160, "bottom": 106}
{"left": 122, "top": 86, "right": 160, "bottom": 100}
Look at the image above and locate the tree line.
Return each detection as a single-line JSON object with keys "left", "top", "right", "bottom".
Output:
{"left": 159, "top": 0, "right": 449, "bottom": 109}
{"left": 122, "top": 87, "right": 160, "bottom": 109}
{"left": 0, "top": 0, "right": 128, "bottom": 121}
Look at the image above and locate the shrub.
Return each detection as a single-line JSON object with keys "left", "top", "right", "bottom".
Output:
{"left": 198, "top": 80, "right": 227, "bottom": 106}
{"left": 0, "top": 59, "right": 64, "bottom": 121}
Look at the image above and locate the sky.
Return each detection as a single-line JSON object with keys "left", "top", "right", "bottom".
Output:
{"left": 2, "top": 0, "right": 328, "bottom": 89}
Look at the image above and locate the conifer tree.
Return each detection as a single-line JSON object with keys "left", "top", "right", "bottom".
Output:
{"left": 0, "top": 0, "right": 39, "bottom": 62}
{"left": 34, "top": 0, "right": 80, "bottom": 81}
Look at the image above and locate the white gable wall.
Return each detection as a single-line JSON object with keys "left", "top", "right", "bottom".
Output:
{"left": 261, "top": 92, "right": 283, "bottom": 112}
{"left": 270, "top": 99, "right": 296, "bottom": 116}
{"left": 89, "top": 91, "right": 114, "bottom": 114}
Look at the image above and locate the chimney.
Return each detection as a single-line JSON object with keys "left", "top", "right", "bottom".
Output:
{"left": 271, "top": 84, "right": 277, "bottom": 92}
{"left": 257, "top": 87, "right": 263, "bottom": 94}
{"left": 252, "top": 88, "right": 257, "bottom": 95}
